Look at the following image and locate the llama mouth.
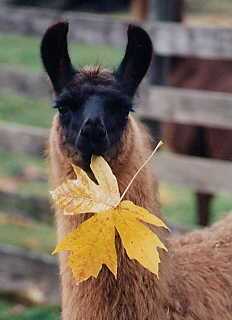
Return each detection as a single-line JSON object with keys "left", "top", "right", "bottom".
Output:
{"left": 75, "top": 141, "right": 110, "bottom": 165}
{"left": 76, "top": 134, "right": 111, "bottom": 157}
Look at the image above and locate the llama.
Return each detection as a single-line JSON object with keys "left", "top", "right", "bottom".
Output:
{"left": 41, "top": 22, "right": 232, "bottom": 320}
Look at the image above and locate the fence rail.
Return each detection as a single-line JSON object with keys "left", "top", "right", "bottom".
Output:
{"left": 0, "top": 66, "right": 49, "bottom": 99}
{"left": 0, "top": 121, "right": 48, "bottom": 156}
{"left": 2, "top": 67, "right": 232, "bottom": 131}
{"left": 140, "top": 87, "right": 232, "bottom": 129}
{"left": 154, "top": 153, "right": 232, "bottom": 194}
{"left": 1, "top": 121, "right": 232, "bottom": 194}
{"left": 0, "top": 245, "right": 59, "bottom": 305}
{"left": 1, "top": 6, "right": 232, "bottom": 59}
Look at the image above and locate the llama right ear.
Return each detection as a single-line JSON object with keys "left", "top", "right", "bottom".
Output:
{"left": 115, "top": 25, "right": 153, "bottom": 97}
{"left": 40, "top": 22, "right": 75, "bottom": 93}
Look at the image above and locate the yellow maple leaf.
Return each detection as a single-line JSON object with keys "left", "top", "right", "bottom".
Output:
{"left": 114, "top": 201, "right": 167, "bottom": 277}
{"left": 50, "top": 155, "right": 120, "bottom": 214}
{"left": 53, "top": 211, "right": 117, "bottom": 282}
{"left": 51, "top": 142, "right": 168, "bottom": 282}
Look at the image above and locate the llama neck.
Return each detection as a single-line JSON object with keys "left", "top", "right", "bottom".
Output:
{"left": 50, "top": 117, "right": 170, "bottom": 320}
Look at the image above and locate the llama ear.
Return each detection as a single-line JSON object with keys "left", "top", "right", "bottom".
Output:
{"left": 40, "top": 22, "right": 75, "bottom": 93}
{"left": 115, "top": 25, "right": 153, "bottom": 96}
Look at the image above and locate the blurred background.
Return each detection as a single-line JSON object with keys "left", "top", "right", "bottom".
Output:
{"left": 1, "top": 0, "right": 232, "bottom": 318}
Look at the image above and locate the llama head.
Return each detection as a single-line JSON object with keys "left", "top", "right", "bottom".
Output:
{"left": 41, "top": 22, "right": 153, "bottom": 165}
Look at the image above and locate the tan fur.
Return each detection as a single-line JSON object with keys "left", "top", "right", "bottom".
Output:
{"left": 49, "top": 69, "right": 232, "bottom": 320}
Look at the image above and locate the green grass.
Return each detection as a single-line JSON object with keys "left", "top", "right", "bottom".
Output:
{"left": 161, "top": 183, "right": 231, "bottom": 227}
{"left": 0, "top": 213, "right": 55, "bottom": 253}
{"left": 0, "top": 33, "right": 123, "bottom": 73}
{"left": 0, "top": 33, "right": 123, "bottom": 129}
{"left": 0, "top": 149, "right": 48, "bottom": 197}
{"left": 0, "top": 150, "right": 45, "bottom": 178}
{"left": 0, "top": 94, "right": 52, "bottom": 128}
{"left": 0, "top": 299, "right": 59, "bottom": 320}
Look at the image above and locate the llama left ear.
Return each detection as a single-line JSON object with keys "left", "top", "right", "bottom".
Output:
{"left": 115, "top": 25, "right": 153, "bottom": 96}
{"left": 40, "top": 22, "right": 76, "bottom": 93}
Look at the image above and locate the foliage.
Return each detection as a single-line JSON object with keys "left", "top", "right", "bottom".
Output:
{"left": 52, "top": 155, "right": 167, "bottom": 282}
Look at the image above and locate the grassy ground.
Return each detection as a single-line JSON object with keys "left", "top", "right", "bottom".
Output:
{"left": 0, "top": 299, "right": 59, "bottom": 320}
{"left": 0, "top": 213, "right": 55, "bottom": 253}
{"left": 0, "top": 149, "right": 47, "bottom": 197}
{"left": 0, "top": 150, "right": 45, "bottom": 178}
{"left": 160, "top": 183, "right": 231, "bottom": 226}
{"left": 0, "top": 33, "right": 123, "bottom": 73}
{"left": 0, "top": 94, "right": 52, "bottom": 128}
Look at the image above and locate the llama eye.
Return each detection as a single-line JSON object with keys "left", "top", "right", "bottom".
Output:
{"left": 58, "top": 105, "right": 69, "bottom": 114}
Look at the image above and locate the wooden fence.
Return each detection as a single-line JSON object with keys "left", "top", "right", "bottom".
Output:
{"left": 1, "top": 6, "right": 232, "bottom": 304}
{"left": 1, "top": 6, "right": 232, "bottom": 195}
{"left": 2, "top": 6, "right": 232, "bottom": 59}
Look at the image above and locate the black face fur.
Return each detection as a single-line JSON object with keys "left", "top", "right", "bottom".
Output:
{"left": 41, "top": 22, "right": 153, "bottom": 163}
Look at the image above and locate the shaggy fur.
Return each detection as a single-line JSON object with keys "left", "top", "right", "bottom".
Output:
{"left": 44, "top": 23, "right": 232, "bottom": 320}
{"left": 49, "top": 111, "right": 172, "bottom": 319}
{"left": 49, "top": 69, "right": 232, "bottom": 320}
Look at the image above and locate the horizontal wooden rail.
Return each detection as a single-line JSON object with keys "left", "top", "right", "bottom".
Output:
{"left": 138, "top": 87, "right": 232, "bottom": 129}
{"left": 2, "top": 67, "right": 232, "bottom": 130}
{"left": 0, "top": 121, "right": 48, "bottom": 156}
{"left": 149, "top": 23, "right": 232, "bottom": 59}
{"left": 1, "top": 122, "right": 232, "bottom": 193}
{"left": 154, "top": 152, "right": 232, "bottom": 194}
{"left": 0, "top": 66, "right": 50, "bottom": 99}
{"left": 1, "top": 7, "right": 232, "bottom": 59}
{"left": 0, "top": 7, "right": 128, "bottom": 47}
{"left": 0, "top": 245, "right": 59, "bottom": 305}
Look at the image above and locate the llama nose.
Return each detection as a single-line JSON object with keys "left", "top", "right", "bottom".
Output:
{"left": 80, "top": 119, "right": 106, "bottom": 140}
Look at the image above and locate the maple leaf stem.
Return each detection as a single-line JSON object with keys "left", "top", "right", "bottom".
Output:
{"left": 120, "top": 141, "right": 163, "bottom": 201}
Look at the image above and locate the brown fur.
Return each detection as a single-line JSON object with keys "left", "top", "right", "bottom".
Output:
{"left": 49, "top": 69, "right": 232, "bottom": 319}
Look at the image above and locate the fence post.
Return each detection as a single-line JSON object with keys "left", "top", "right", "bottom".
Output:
{"left": 149, "top": 0, "right": 184, "bottom": 85}
{"left": 131, "top": 0, "right": 149, "bottom": 21}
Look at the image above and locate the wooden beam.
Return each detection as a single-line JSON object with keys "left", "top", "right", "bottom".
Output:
{"left": 0, "top": 66, "right": 50, "bottom": 99}
{"left": 0, "top": 7, "right": 127, "bottom": 48}
{"left": 2, "top": 68, "right": 232, "bottom": 130}
{"left": 137, "top": 87, "right": 232, "bottom": 129}
{"left": 1, "top": 122, "right": 232, "bottom": 194}
{"left": 0, "top": 245, "right": 59, "bottom": 305}
{"left": 131, "top": 0, "right": 149, "bottom": 21}
{"left": 148, "top": 22, "right": 232, "bottom": 59}
{"left": 0, "top": 121, "right": 48, "bottom": 156}
{"left": 1, "top": 7, "right": 232, "bottom": 59}
{"left": 149, "top": 0, "right": 184, "bottom": 21}
{"left": 154, "top": 152, "right": 232, "bottom": 194}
